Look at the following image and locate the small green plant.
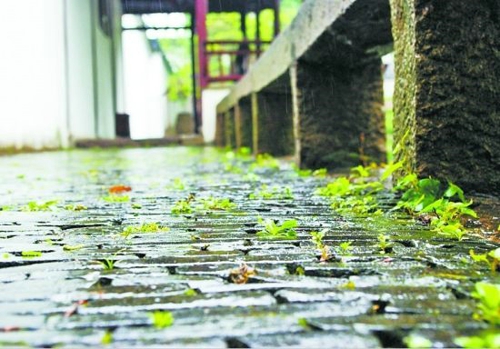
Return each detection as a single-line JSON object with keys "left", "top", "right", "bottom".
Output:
{"left": 297, "top": 317, "right": 313, "bottom": 330}
{"left": 101, "top": 329, "right": 113, "bottom": 345}
{"left": 471, "top": 282, "right": 500, "bottom": 326}
{"left": 377, "top": 234, "right": 393, "bottom": 254}
{"left": 395, "top": 177, "right": 476, "bottom": 240}
{"left": 350, "top": 164, "right": 372, "bottom": 178}
{"left": 310, "top": 230, "right": 326, "bottom": 250}
{"left": 338, "top": 241, "right": 353, "bottom": 255}
{"left": 330, "top": 195, "right": 382, "bottom": 216}
{"left": 21, "top": 251, "right": 42, "bottom": 258}
{"left": 169, "top": 178, "right": 186, "bottom": 190}
{"left": 257, "top": 218, "right": 298, "bottom": 240}
{"left": 63, "top": 244, "right": 85, "bottom": 251}
{"left": 102, "top": 195, "right": 130, "bottom": 203}
{"left": 171, "top": 200, "right": 192, "bottom": 214}
{"left": 293, "top": 166, "right": 327, "bottom": 177}
{"left": 184, "top": 289, "right": 198, "bottom": 297}
{"left": 199, "top": 197, "right": 236, "bottom": 211}
{"left": 121, "top": 222, "right": 169, "bottom": 237}
{"left": 403, "top": 335, "right": 432, "bottom": 348}
{"left": 310, "top": 229, "right": 331, "bottom": 262}
{"left": 249, "top": 185, "right": 293, "bottom": 200}
{"left": 316, "top": 166, "right": 384, "bottom": 217}
{"left": 99, "top": 259, "right": 117, "bottom": 270}
{"left": 21, "top": 200, "right": 58, "bottom": 212}
{"left": 64, "top": 204, "right": 88, "bottom": 211}
{"left": 455, "top": 331, "right": 500, "bottom": 348}
{"left": 150, "top": 311, "right": 174, "bottom": 328}
{"left": 470, "top": 248, "right": 500, "bottom": 272}
{"left": 312, "top": 168, "right": 328, "bottom": 177}
{"left": 250, "top": 153, "right": 280, "bottom": 171}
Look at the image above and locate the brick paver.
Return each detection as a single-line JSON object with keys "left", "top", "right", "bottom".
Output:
{"left": 0, "top": 147, "right": 498, "bottom": 347}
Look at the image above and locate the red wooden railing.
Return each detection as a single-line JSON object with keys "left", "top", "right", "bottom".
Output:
{"left": 203, "top": 40, "right": 271, "bottom": 84}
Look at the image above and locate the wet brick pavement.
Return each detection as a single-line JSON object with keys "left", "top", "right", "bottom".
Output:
{"left": 0, "top": 147, "right": 498, "bottom": 347}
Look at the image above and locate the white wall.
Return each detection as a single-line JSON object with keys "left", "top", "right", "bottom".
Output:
{"left": 0, "top": 0, "right": 123, "bottom": 150}
{"left": 66, "top": 0, "right": 96, "bottom": 140}
{"left": 202, "top": 89, "right": 229, "bottom": 143}
{"left": 0, "top": 0, "right": 68, "bottom": 149}
{"left": 122, "top": 27, "right": 168, "bottom": 140}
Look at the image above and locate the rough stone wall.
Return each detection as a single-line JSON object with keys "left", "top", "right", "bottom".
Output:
{"left": 257, "top": 92, "right": 294, "bottom": 156}
{"left": 239, "top": 97, "right": 253, "bottom": 150}
{"left": 214, "top": 113, "right": 226, "bottom": 147}
{"left": 390, "top": 0, "right": 418, "bottom": 172}
{"left": 224, "top": 111, "right": 235, "bottom": 148}
{"left": 391, "top": 0, "right": 500, "bottom": 194}
{"left": 297, "top": 57, "right": 386, "bottom": 170}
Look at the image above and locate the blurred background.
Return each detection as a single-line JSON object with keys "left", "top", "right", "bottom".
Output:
{"left": 0, "top": 0, "right": 304, "bottom": 150}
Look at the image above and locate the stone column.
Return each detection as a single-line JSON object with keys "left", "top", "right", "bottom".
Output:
{"left": 391, "top": 0, "right": 500, "bottom": 194}
{"left": 214, "top": 113, "right": 226, "bottom": 147}
{"left": 255, "top": 91, "right": 294, "bottom": 156}
{"left": 239, "top": 97, "right": 253, "bottom": 150}
{"left": 293, "top": 56, "right": 386, "bottom": 170}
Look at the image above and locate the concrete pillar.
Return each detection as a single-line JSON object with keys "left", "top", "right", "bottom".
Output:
{"left": 391, "top": 0, "right": 500, "bottom": 194}
{"left": 292, "top": 56, "right": 386, "bottom": 169}
{"left": 256, "top": 91, "right": 294, "bottom": 156}
{"left": 224, "top": 110, "right": 235, "bottom": 148}
{"left": 238, "top": 98, "right": 253, "bottom": 150}
{"left": 214, "top": 113, "right": 225, "bottom": 147}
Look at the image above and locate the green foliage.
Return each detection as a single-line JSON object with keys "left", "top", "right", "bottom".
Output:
{"left": 297, "top": 317, "right": 312, "bottom": 330}
{"left": 150, "top": 311, "right": 174, "bottom": 329}
{"left": 403, "top": 335, "right": 432, "bottom": 348}
{"left": 310, "top": 230, "right": 326, "bottom": 250}
{"left": 121, "top": 222, "right": 169, "bottom": 238}
{"left": 377, "top": 234, "right": 393, "bottom": 254}
{"left": 21, "top": 251, "right": 42, "bottom": 258}
{"left": 293, "top": 165, "right": 327, "bottom": 177}
{"left": 310, "top": 229, "right": 331, "bottom": 262}
{"left": 101, "top": 329, "right": 113, "bottom": 345}
{"left": 169, "top": 178, "right": 186, "bottom": 190}
{"left": 257, "top": 218, "right": 298, "bottom": 240}
{"left": 102, "top": 195, "right": 130, "bottom": 203}
{"left": 338, "top": 241, "right": 353, "bottom": 255}
{"left": 331, "top": 195, "right": 382, "bottom": 216}
{"left": 99, "top": 259, "right": 117, "bottom": 271}
{"left": 455, "top": 331, "right": 500, "bottom": 348}
{"left": 171, "top": 199, "right": 193, "bottom": 214}
{"left": 350, "top": 165, "right": 372, "bottom": 178}
{"left": 159, "top": 1, "right": 301, "bottom": 101}
{"left": 199, "top": 197, "right": 236, "bottom": 211}
{"left": 396, "top": 177, "right": 476, "bottom": 240}
{"left": 471, "top": 282, "right": 500, "bottom": 326}
{"left": 316, "top": 177, "right": 351, "bottom": 197}
{"left": 249, "top": 185, "right": 293, "bottom": 200}
{"left": 64, "top": 204, "right": 88, "bottom": 211}
{"left": 63, "top": 244, "right": 85, "bottom": 251}
{"left": 184, "top": 289, "right": 198, "bottom": 297}
{"left": 250, "top": 153, "right": 280, "bottom": 171}
{"left": 21, "top": 200, "right": 58, "bottom": 212}
{"left": 316, "top": 172, "right": 383, "bottom": 217}
{"left": 396, "top": 177, "right": 442, "bottom": 213}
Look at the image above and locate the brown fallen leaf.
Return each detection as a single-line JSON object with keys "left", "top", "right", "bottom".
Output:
{"left": 228, "top": 263, "right": 256, "bottom": 284}
{"left": 64, "top": 299, "right": 89, "bottom": 317}
{"left": 108, "top": 185, "right": 132, "bottom": 194}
